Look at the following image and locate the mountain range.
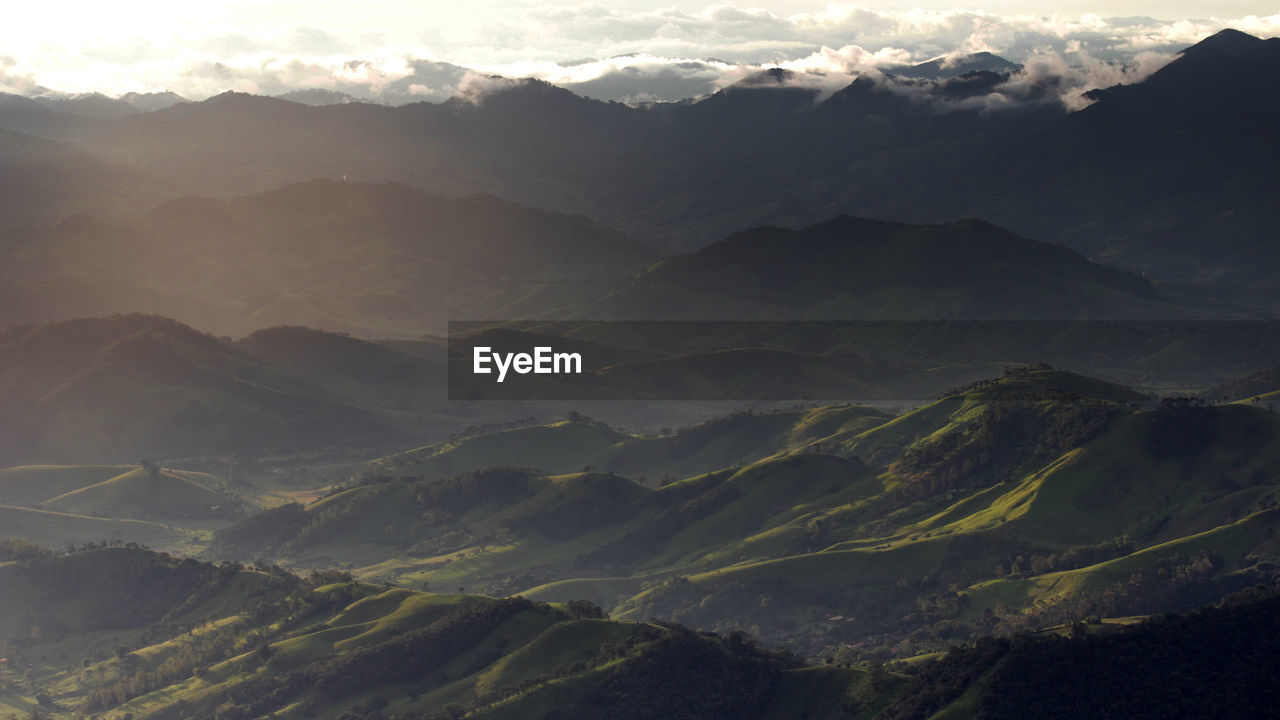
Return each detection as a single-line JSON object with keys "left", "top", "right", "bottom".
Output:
{"left": 1, "top": 26, "right": 1279, "bottom": 720}
{"left": 1, "top": 31, "right": 1276, "bottom": 301}
{"left": 0, "top": 179, "right": 654, "bottom": 335}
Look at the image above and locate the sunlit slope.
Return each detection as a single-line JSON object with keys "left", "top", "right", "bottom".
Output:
{"left": 598, "top": 399, "right": 1280, "bottom": 651}
{"left": 191, "top": 367, "right": 1280, "bottom": 664}
{"left": 522, "top": 372, "right": 1280, "bottom": 654}
{"left": 841, "top": 368, "right": 1145, "bottom": 465}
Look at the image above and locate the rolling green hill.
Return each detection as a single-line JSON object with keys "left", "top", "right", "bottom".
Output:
{"left": 4, "top": 542, "right": 1279, "bottom": 719}
{"left": 196, "top": 367, "right": 1280, "bottom": 664}
{"left": 373, "top": 405, "right": 893, "bottom": 486}
{"left": 0, "top": 463, "right": 238, "bottom": 522}
{"left": 0, "top": 544, "right": 877, "bottom": 720}
{"left": 40, "top": 466, "right": 240, "bottom": 521}
{"left": 6, "top": 360, "right": 1280, "bottom": 676}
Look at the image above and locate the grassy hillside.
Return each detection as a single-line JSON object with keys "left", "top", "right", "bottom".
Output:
{"left": 7, "top": 364, "right": 1280, "bottom": 672}
{"left": 0, "top": 463, "right": 239, "bottom": 523}
{"left": 4, "top": 544, "right": 1278, "bottom": 719}
{"left": 377, "top": 422, "right": 631, "bottom": 478}
{"left": 41, "top": 466, "right": 241, "bottom": 521}
{"left": 375, "top": 406, "right": 892, "bottom": 486}
{"left": 0, "top": 544, "right": 872, "bottom": 720}
{"left": 190, "top": 367, "right": 1280, "bottom": 665}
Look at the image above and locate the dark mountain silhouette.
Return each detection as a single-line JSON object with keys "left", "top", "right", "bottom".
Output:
{"left": 593, "top": 216, "right": 1226, "bottom": 320}
{"left": 0, "top": 31, "right": 1275, "bottom": 299}
{"left": 977, "top": 29, "right": 1280, "bottom": 290}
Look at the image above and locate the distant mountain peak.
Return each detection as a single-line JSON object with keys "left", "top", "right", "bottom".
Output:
{"left": 599, "top": 215, "right": 1198, "bottom": 320}
{"left": 892, "top": 52, "right": 1021, "bottom": 80}
{"left": 274, "top": 88, "right": 361, "bottom": 106}
{"left": 118, "top": 91, "right": 187, "bottom": 112}
{"left": 1182, "top": 28, "right": 1266, "bottom": 57}
{"left": 445, "top": 75, "right": 594, "bottom": 110}
{"left": 741, "top": 67, "right": 796, "bottom": 86}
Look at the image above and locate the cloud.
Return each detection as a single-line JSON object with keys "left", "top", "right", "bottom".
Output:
{"left": 0, "top": 5, "right": 1273, "bottom": 105}
{"left": 988, "top": 46, "right": 1173, "bottom": 110}
{"left": 377, "top": 60, "right": 470, "bottom": 104}
{"left": 0, "top": 56, "right": 41, "bottom": 94}
{"left": 558, "top": 57, "right": 735, "bottom": 103}
{"left": 450, "top": 73, "right": 531, "bottom": 105}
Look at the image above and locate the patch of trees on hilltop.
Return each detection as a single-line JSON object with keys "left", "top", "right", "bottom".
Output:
{"left": 895, "top": 398, "right": 1118, "bottom": 495}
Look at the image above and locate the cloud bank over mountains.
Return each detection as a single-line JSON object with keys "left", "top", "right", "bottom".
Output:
{"left": 1, "top": 5, "right": 1277, "bottom": 105}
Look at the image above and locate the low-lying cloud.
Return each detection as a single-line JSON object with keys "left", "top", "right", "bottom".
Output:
{"left": 0, "top": 5, "right": 1275, "bottom": 107}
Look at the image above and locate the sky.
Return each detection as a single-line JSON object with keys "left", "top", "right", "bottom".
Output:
{"left": 2, "top": 1, "right": 1278, "bottom": 103}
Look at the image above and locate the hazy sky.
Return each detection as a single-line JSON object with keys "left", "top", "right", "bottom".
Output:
{"left": 2, "top": 1, "right": 1277, "bottom": 101}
